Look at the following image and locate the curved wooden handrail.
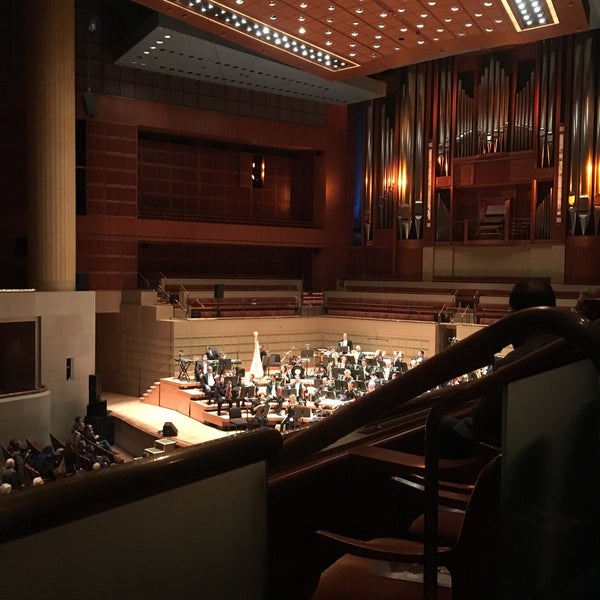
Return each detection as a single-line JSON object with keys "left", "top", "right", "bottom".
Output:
{"left": 0, "top": 428, "right": 282, "bottom": 544}
{"left": 273, "top": 308, "right": 600, "bottom": 468}
{"left": 0, "top": 386, "right": 48, "bottom": 400}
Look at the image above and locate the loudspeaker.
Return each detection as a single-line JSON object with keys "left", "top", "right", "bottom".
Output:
{"left": 87, "top": 399, "right": 107, "bottom": 418}
{"left": 214, "top": 284, "right": 225, "bottom": 299}
{"left": 89, "top": 374, "right": 102, "bottom": 402}
{"left": 82, "top": 90, "right": 98, "bottom": 117}
{"left": 162, "top": 422, "right": 179, "bottom": 437}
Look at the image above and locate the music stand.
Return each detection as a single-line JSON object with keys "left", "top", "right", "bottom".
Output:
{"left": 175, "top": 357, "right": 191, "bottom": 381}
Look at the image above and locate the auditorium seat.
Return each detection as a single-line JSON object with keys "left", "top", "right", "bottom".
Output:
{"left": 311, "top": 455, "right": 501, "bottom": 600}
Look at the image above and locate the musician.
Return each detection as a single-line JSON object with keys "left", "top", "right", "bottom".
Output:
{"left": 279, "top": 364, "right": 292, "bottom": 386}
{"left": 351, "top": 344, "right": 365, "bottom": 362}
{"left": 338, "top": 332, "right": 353, "bottom": 353}
{"left": 194, "top": 353, "right": 210, "bottom": 381}
{"left": 414, "top": 349, "right": 426, "bottom": 365}
{"left": 317, "top": 376, "right": 335, "bottom": 397}
{"left": 366, "top": 379, "right": 378, "bottom": 394}
{"left": 265, "top": 374, "right": 279, "bottom": 399}
{"left": 382, "top": 358, "right": 394, "bottom": 381}
{"left": 213, "top": 374, "right": 230, "bottom": 416}
{"left": 207, "top": 347, "right": 220, "bottom": 360}
{"left": 357, "top": 358, "right": 372, "bottom": 381}
{"left": 292, "top": 374, "right": 307, "bottom": 402}
{"left": 200, "top": 366, "right": 217, "bottom": 401}
{"left": 280, "top": 394, "right": 298, "bottom": 432}
{"left": 344, "top": 379, "right": 360, "bottom": 401}
{"left": 393, "top": 351, "right": 408, "bottom": 374}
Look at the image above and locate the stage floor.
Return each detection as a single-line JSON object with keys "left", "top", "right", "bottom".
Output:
{"left": 104, "top": 391, "right": 228, "bottom": 447}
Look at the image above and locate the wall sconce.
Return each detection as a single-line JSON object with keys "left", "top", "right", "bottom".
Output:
{"left": 251, "top": 154, "right": 264, "bottom": 188}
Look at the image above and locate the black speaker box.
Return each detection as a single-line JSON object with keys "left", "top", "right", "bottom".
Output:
{"left": 87, "top": 399, "right": 107, "bottom": 418}
{"left": 214, "top": 284, "right": 225, "bottom": 299}
{"left": 163, "top": 422, "right": 179, "bottom": 437}
{"left": 89, "top": 374, "right": 102, "bottom": 401}
{"left": 82, "top": 90, "right": 98, "bottom": 117}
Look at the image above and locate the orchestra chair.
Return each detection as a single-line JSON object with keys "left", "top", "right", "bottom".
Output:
{"left": 268, "top": 353, "right": 281, "bottom": 374}
{"left": 228, "top": 406, "right": 248, "bottom": 434}
{"left": 311, "top": 455, "right": 501, "bottom": 600}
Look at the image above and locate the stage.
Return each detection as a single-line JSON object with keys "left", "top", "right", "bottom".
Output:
{"left": 104, "top": 391, "right": 228, "bottom": 456}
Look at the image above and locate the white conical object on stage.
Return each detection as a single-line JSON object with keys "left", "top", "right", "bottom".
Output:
{"left": 249, "top": 330, "right": 264, "bottom": 378}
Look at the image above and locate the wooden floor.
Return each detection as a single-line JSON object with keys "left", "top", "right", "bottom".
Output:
{"left": 104, "top": 391, "right": 228, "bottom": 447}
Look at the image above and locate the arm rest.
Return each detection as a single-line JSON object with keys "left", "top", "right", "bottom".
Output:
{"left": 349, "top": 445, "right": 478, "bottom": 480}
{"left": 391, "top": 475, "right": 471, "bottom": 511}
{"left": 316, "top": 529, "right": 448, "bottom": 563}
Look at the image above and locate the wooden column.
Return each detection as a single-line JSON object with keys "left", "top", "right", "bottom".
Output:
{"left": 25, "top": 0, "right": 76, "bottom": 291}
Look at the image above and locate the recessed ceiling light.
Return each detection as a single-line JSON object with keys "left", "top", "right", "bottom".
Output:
{"left": 351, "top": 31, "right": 359, "bottom": 36}
{"left": 298, "top": 16, "right": 305, "bottom": 22}
{"left": 373, "top": 44, "right": 380, "bottom": 48}
{"left": 355, "top": 8, "right": 363, "bottom": 14}
{"left": 397, "top": 8, "right": 405, "bottom": 13}
{"left": 378, "top": 23, "right": 385, "bottom": 28}
{"left": 400, "top": 27, "right": 408, "bottom": 32}
{"left": 417, "top": 23, "right": 424, "bottom": 28}
{"left": 325, "top": 40, "right": 332, "bottom": 45}
{"left": 436, "top": 28, "right": 444, "bottom": 32}
{"left": 328, "top": 5, "right": 335, "bottom": 10}
{"left": 270, "top": 14, "right": 276, "bottom": 20}
{"left": 326, "top": 17, "right": 333, "bottom": 23}
{"left": 375, "top": 34, "right": 382, "bottom": 39}
{"left": 465, "top": 22, "right": 472, "bottom": 27}
{"left": 300, "top": 1, "right": 308, "bottom": 7}
{"left": 445, "top": 18, "right": 452, "bottom": 22}
{"left": 484, "top": 2, "right": 492, "bottom": 6}
{"left": 349, "top": 42, "right": 356, "bottom": 47}
{"left": 417, "top": 40, "right": 425, "bottom": 45}
{"left": 299, "top": 26, "right": 306, "bottom": 34}
{"left": 380, "top": 11, "right": 388, "bottom": 17}
{"left": 485, "top": 27, "right": 493, "bottom": 32}
{"left": 451, "top": 6, "right": 459, "bottom": 11}
{"left": 349, "top": 52, "right": 356, "bottom": 56}
{"left": 235, "top": 0, "right": 243, "bottom": 4}
{"left": 475, "top": 13, "right": 482, "bottom": 18}
{"left": 325, "top": 29, "right": 332, "bottom": 35}
{"left": 268, "top": 0, "right": 275, "bottom": 5}
{"left": 420, "top": 13, "right": 428, "bottom": 18}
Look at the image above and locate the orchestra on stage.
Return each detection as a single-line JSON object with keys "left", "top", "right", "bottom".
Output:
{"left": 173, "top": 334, "right": 445, "bottom": 430}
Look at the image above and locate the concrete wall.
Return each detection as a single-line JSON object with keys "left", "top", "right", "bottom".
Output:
{"left": 0, "top": 291, "right": 95, "bottom": 443}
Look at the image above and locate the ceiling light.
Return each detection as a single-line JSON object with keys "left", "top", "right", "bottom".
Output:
{"left": 502, "top": 0, "right": 557, "bottom": 30}
{"left": 326, "top": 17, "right": 333, "bottom": 23}
{"left": 173, "top": 0, "right": 356, "bottom": 70}
{"left": 355, "top": 8, "right": 363, "bottom": 14}
{"left": 351, "top": 31, "right": 359, "bottom": 37}
{"left": 380, "top": 11, "right": 388, "bottom": 17}
{"left": 300, "top": 1, "right": 308, "bottom": 7}
{"left": 298, "top": 16, "right": 305, "bottom": 21}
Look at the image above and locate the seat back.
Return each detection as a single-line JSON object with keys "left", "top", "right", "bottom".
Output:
{"left": 229, "top": 407, "right": 242, "bottom": 419}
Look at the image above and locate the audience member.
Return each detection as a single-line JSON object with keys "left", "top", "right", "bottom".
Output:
{"left": 1, "top": 458, "right": 19, "bottom": 489}
{"left": 439, "top": 279, "right": 557, "bottom": 457}
{"left": 0, "top": 483, "right": 12, "bottom": 495}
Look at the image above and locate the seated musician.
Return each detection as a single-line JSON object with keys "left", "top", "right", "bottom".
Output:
{"left": 194, "top": 353, "right": 210, "bottom": 382}
{"left": 279, "top": 364, "right": 292, "bottom": 386}
{"left": 213, "top": 374, "right": 231, "bottom": 416}
{"left": 357, "top": 358, "right": 372, "bottom": 381}
{"left": 317, "top": 375, "right": 335, "bottom": 397}
{"left": 366, "top": 379, "right": 378, "bottom": 394}
{"left": 382, "top": 358, "right": 394, "bottom": 381}
{"left": 280, "top": 394, "right": 298, "bottom": 431}
{"left": 265, "top": 374, "right": 279, "bottom": 398}
{"left": 339, "top": 368, "right": 353, "bottom": 383}
{"left": 392, "top": 350, "right": 408, "bottom": 374}
{"left": 292, "top": 374, "right": 307, "bottom": 403}
{"left": 344, "top": 379, "right": 360, "bottom": 401}
{"left": 200, "top": 366, "right": 217, "bottom": 401}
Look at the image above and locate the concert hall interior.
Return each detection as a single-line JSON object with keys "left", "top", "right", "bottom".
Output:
{"left": 2, "top": 0, "right": 600, "bottom": 598}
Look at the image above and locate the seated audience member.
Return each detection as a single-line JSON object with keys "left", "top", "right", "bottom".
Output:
{"left": 1, "top": 458, "right": 19, "bottom": 490}
{"left": 32, "top": 446, "right": 59, "bottom": 480}
{"left": 71, "top": 416, "right": 85, "bottom": 447}
{"left": 83, "top": 423, "right": 113, "bottom": 454}
{"left": 440, "top": 279, "right": 558, "bottom": 457}
{"left": 0, "top": 483, "right": 12, "bottom": 495}
{"left": 32, "top": 477, "right": 45, "bottom": 486}
{"left": 7, "top": 439, "right": 26, "bottom": 487}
